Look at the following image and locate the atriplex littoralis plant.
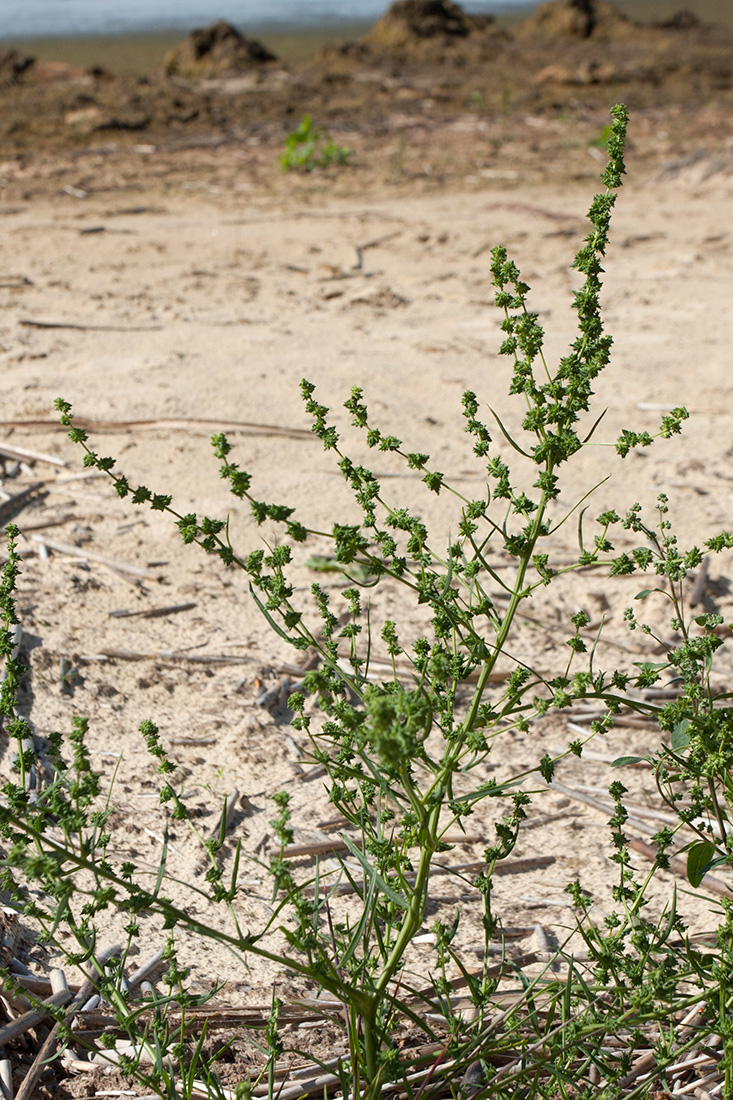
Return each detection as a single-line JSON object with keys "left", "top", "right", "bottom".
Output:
{"left": 4, "top": 102, "right": 733, "bottom": 1098}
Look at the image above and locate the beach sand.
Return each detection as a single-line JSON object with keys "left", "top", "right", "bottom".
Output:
{"left": 0, "top": 2, "right": 732, "bottom": 1092}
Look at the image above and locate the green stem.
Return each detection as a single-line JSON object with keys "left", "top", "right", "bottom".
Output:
{"left": 358, "top": 798, "right": 439, "bottom": 1092}
{"left": 357, "top": 483, "right": 557, "bottom": 1086}
{"left": 463, "top": 485, "right": 551, "bottom": 737}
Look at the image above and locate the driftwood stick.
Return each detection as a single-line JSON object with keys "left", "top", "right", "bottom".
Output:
{"left": 49, "top": 970, "right": 68, "bottom": 997}
{"left": 565, "top": 713, "right": 658, "bottom": 731}
{"left": 4, "top": 974, "right": 81, "bottom": 997}
{"left": 667, "top": 1053, "right": 719, "bottom": 1076}
{"left": 15, "top": 515, "right": 77, "bottom": 534}
{"left": 29, "top": 534, "right": 163, "bottom": 580}
{"left": 167, "top": 734, "right": 218, "bottom": 746}
{"left": 109, "top": 603, "right": 196, "bottom": 620}
{"left": 282, "top": 832, "right": 491, "bottom": 860}
{"left": 80, "top": 648, "right": 279, "bottom": 665}
{"left": 546, "top": 780, "right": 652, "bottom": 833}
{"left": 59, "top": 1055, "right": 95, "bottom": 1074}
{"left": 283, "top": 837, "right": 358, "bottom": 859}
{"left": 534, "top": 924, "right": 551, "bottom": 958}
{"left": 0, "top": 417, "right": 313, "bottom": 441}
{"left": 358, "top": 229, "right": 403, "bottom": 252}
{"left": 338, "top": 656, "right": 510, "bottom": 686}
{"left": 0, "top": 989, "right": 72, "bottom": 1044}
{"left": 251, "top": 1072, "right": 341, "bottom": 1100}
{"left": 637, "top": 402, "right": 727, "bottom": 417}
{"left": 628, "top": 836, "right": 731, "bottom": 897}
{"left": 569, "top": 786, "right": 724, "bottom": 837}
{"left": 13, "top": 946, "right": 121, "bottom": 1100}
{"left": 324, "top": 856, "right": 555, "bottom": 898}
{"left": 0, "top": 444, "right": 65, "bottom": 469}
{"left": 0, "top": 1054, "right": 11, "bottom": 1100}
{"left": 677, "top": 1074, "right": 722, "bottom": 1096}
{"left": 0, "top": 1051, "right": 11, "bottom": 1100}
{"left": 615, "top": 1049, "right": 657, "bottom": 1089}
{"left": 413, "top": 953, "right": 537, "bottom": 1002}
{"left": 127, "top": 949, "right": 165, "bottom": 990}
{"left": 255, "top": 1049, "right": 460, "bottom": 1100}
{"left": 0, "top": 484, "right": 47, "bottom": 525}
{"left": 616, "top": 1003, "right": 707, "bottom": 1090}
{"left": 52, "top": 468, "right": 106, "bottom": 484}
{"left": 0, "top": 276, "right": 32, "bottom": 288}
{"left": 19, "top": 318, "right": 162, "bottom": 332}
{"left": 79, "top": 648, "right": 241, "bottom": 664}
{"left": 558, "top": 737, "right": 652, "bottom": 767}
{"left": 351, "top": 229, "right": 403, "bottom": 271}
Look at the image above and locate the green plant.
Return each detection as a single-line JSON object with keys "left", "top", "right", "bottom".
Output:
{"left": 3, "top": 104, "right": 733, "bottom": 1100}
{"left": 279, "top": 114, "right": 351, "bottom": 172}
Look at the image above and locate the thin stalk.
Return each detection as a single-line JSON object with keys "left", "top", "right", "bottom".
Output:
{"left": 463, "top": 482, "right": 552, "bottom": 736}
{"left": 358, "top": 815, "right": 439, "bottom": 1092}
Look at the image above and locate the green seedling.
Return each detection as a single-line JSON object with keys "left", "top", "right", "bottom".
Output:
{"left": 280, "top": 114, "right": 351, "bottom": 172}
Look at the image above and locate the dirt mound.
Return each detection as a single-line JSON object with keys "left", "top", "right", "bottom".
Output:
{"left": 365, "top": 0, "right": 474, "bottom": 46}
{"left": 163, "top": 20, "right": 279, "bottom": 79}
{"left": 23, "top": 60, "right": 112, "bottom": 84}
{"left": 0, "top": 48, "right": 35, "bottom": 86}
{"left": 0, "top": 51, "right": 112, "bottom": 87}
{"left": 363, "top": 0, "right": 504, "bottom": 49}
{"left": 654, "top": 10, "right": 701, "bottom": 30}
{"left": 315, "top": 0, "right": 507, "bottom": 68}
{"left": 514, "top": 0, "right": 634, "bottom": 40}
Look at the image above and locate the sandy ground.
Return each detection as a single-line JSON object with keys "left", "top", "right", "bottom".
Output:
{"left": 0, "top": 91, "right": 733, "bottom": 1086}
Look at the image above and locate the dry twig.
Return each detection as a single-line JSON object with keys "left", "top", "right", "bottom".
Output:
{"left": 0, "top": 416, "right": 313, "bottom": 441}
{"left": 29, "top": 534, "right": 163, "bottom": 580}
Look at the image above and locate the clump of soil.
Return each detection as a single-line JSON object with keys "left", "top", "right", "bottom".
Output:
{"left": 0, "top": 48, "right": 34, "bottom": 86}
{"left": 318, "top": 0, "right": 507, "bottom": 68}
{"left": 514, "top": 0, "right": 635, "bottom": 39}
{"left": 25, "top": 60, "right": 112, "bottom": 84}
{"left": 0, "top": 48, "right": 112, "bottom": 89}
{"left": 364, "top": 0, "right": 479, "bottom": 46}
{"left": 163, "top": 20, "right": 279, "bottom": 78}
{"left": 654, "top": 9, "right": 701, "bottom": 30}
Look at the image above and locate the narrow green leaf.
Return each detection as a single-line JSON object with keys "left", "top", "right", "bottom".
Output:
{"left": 611, "top": 756, "right": 646, "bottom": 767}
{"left": 339, "top": 872, "right": 378, "bottom": 969}
{"left": 687, "top": 840, "right": 716, "bottom": 889}
{"left": 340, "top": 835, "right": 409, "bottom": 910}
{"left": 577, "top": 506, "right": 588, "bottom": 554}
{"left": 489, "top": 407, "right": 531, "bottom": 457}
{"left": 634, "top": 589, "right": 654, "bottom": 600}
{"left": 218, "top": 795, "right": 229, "bottom": 847}
{"left": 249, "top": 585, "right": 294, "bottom": 644}
{"left": 582, "top": 407, "right": 607, "bottom": 444}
